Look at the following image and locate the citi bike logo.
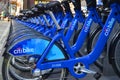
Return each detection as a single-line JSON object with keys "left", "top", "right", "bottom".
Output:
{"left": 104, "top": 18, "right": 115, "bottom": 36}
{"left": 61, "top": 19, "right": 68, "bottom": 28}
{"left": 13, "top": 47, "right": 34, "bottom": 54}
{"left": 70, "top": 19, "right": 77, "bottom": 30}
{"left": 84, "top": 18, "right": 92, "bottom": 32}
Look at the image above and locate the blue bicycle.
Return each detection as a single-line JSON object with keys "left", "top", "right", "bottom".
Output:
{"left": 3, "top": 0, "right": 120, "bottom": 80}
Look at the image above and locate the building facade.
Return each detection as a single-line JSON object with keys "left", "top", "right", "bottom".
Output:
{"left": 10, "top": 0, "right": 35, "bottom": 15}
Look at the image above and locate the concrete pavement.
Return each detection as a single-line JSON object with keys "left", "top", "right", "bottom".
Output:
{"left": 0, "top": 20, "right": 10, "bottom": 80}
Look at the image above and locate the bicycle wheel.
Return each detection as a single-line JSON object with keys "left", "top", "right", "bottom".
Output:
{"left": 2, "top": 54, "right": 68, "bottom": 80}
{"left": 110, "top": 35, "right": 120, "bottom": 78}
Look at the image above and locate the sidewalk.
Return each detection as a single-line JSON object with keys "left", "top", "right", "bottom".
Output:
{"left": 0, "top": 20, "right": 10, "bottom": 80}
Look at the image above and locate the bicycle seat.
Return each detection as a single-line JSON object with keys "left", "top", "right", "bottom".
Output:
{"left": 45, "top": 1, "right": 61, "bottom": 10}
{"left": 71, "top": 0, "right": 81, "bottom": 10}
{"left": 31, "top": 8, "right": 39, "bottom": 16}
{"left": 21, "top": 16, "right": 27, "bottom": 20}
{"left": 31, "top": 7, "right": 39, "bottom": 13}
{"left": 61, "top": 0, "right": 71, "bottom": 12}
{"left": 32, "top": 6, "right": 45, "bottom": 16}
{"left": 22, "top": 10, "right": 28, "bottom": 15}
{"left": 17, "top": 15, "right": 24, "bottom": 20}
{"left": 35, "top": 3, "right": 45, "bottom": 11}
{"left": 27, "top": 10, "right": 34, "bottom": 15}
{"left": 26, "top": 10, "right": 35, "bottom": 17}
{"left": 52, "top": 3, "right": 63, "bottom": 13}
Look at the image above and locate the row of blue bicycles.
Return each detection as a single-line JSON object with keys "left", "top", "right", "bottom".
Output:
{"left": 2, "top": 0, "right": 120, "bottom": 80}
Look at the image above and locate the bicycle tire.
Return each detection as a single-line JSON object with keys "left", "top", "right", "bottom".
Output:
{"left": 109, "top": 32, "right": 120, "bottom": 78}
{"left": 2, "top": 54, "right": 68, "bottom": 80}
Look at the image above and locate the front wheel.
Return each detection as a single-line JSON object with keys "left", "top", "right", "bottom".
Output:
{"left": 2, "top": 54, "right": 68, "bottom": 80}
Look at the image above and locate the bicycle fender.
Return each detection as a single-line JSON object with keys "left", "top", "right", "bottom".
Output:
{"left": 7, "top": 37, "right": 66, "bottom": 61}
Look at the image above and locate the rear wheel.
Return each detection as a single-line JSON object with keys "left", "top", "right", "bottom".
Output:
{"left": 2, "top": 54, "right": 68, "bottom": 80}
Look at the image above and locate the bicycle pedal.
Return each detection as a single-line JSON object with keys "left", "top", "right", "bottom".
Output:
{"left": 80, "top": 68, "right": 101, "bottom": 80}
{"left": 80, "top": 67, "right": 96, "bottom": 74}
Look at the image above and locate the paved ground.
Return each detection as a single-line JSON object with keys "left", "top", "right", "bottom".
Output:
{"left": 0, "top": 20, "right": 10, "bottom": 80}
